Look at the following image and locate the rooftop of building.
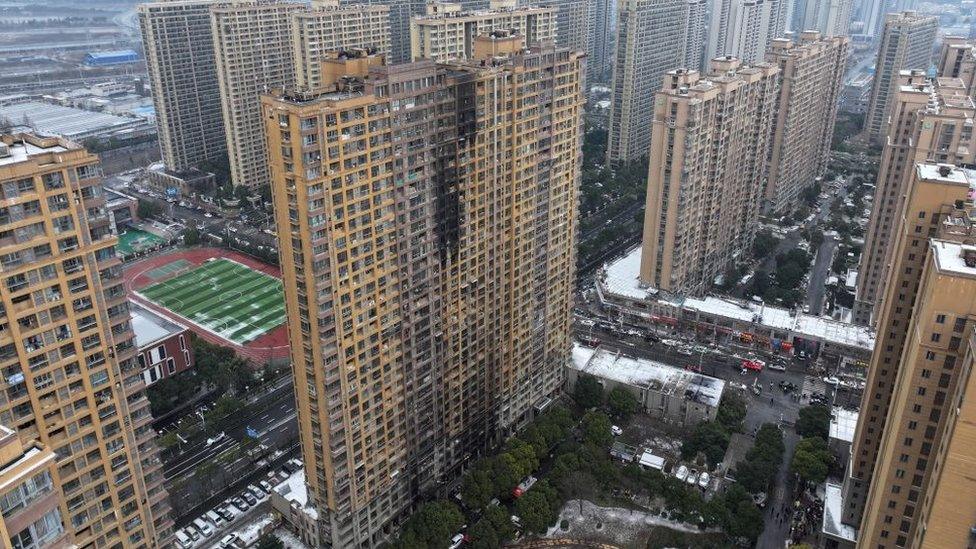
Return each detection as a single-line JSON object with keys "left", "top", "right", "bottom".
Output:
{"left": 822, "top": 482, "right": 857, "bottom": 542}
{"left": 414, "top": 0, "right": 550, "bottom": 20}
{"left": 0, "top": 133, "right": 73, "bottom": 168}
{"left": 931, "top": 239, "right": 976, "bottom": 278}
{"left": 570, "top": 343, "right": 725, "bottom": 408}
{"left": 916, "top": 163, "right": 976, "bottom": 186}
{"left": 273, "top": 467, "right": 318, "bottom": 520}
{"left": 829, "top": 407, "right": 858, "bottom": 443}
{"left": 0, "top": 100, "right": 146, "bottom": 140}
{"left": 130, "top": 301, "right": 186, "bottom": 349}
{"left": 599, "top": 246, "right": 876, "bottom": 350}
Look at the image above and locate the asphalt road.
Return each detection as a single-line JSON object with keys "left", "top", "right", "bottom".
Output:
{"left": 163, "top": 378, "right": 298, "bottom": 520}
{"left": 806, "top": 236, "right": 838, "bottom": 314}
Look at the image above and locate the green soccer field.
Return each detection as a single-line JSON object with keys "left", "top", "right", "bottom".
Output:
{"left": 138, "top": 259, "right": 286, "bottom": 344}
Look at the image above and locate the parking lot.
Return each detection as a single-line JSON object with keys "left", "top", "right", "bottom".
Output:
{"left": 174, "top": 458, "right": 304, "bottom": 548}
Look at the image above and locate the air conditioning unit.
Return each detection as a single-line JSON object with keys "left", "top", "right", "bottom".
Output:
{"left": 0, "top": 143, "right": 10, "bottom": 159}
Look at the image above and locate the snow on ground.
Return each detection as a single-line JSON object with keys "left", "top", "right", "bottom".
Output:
{"left": 545, "top": 499, "right": 716, "bottom": 547}
{"left": 273, "top": 527, "right": 313, "bottom": 549}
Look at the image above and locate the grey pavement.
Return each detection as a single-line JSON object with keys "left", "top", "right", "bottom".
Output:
{"left": 807, "top": 236, "right": 838, "bottom": 314}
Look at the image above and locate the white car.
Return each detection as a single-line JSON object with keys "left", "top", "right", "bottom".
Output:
{"left": 192, "top": 518, "right": 214, "bottom": 538}
{"left": 674, "top": 465, "right": 689, "bottom": 482}
{"left": 823, "top": 376, "right": 840, "bottom": 385}
{"left": 686, "top": 470, "right": 699, "bottom": 485}
{"left": 698, "top": 472, "right": 710, "bottom": 489}
{"left": 449, "top": 533, "right": 464, "bottom": 549}
{"left": 611, "top": 425, "right": 623, "bottom": 436}
{"left": 205, "top": 510, "right": 225, "bottom": 526}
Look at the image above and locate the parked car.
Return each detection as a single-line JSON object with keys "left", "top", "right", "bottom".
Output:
{"left": 192, "top": 518, "right": 214, "bottom": 538}
{"left": 174, "top": 530, "right": 194, "bottom": 548}
{"left": 611, "top": 425, "right": 623, "bottom": 436}
{"left": 259, "top": 480, "right": 274, "bottom": 494}
{"left": 698, "top": 472, "right": 710, "bottom": 489}
{"left": 768, "top": 362, "right": 787, "bottom": 372}
{"left": 205, "top": 510, "right": 225, "bottom": 526}
{"left": 184, "top": 525, "right": 201, "bottom": 541}
{"left": 219, "top": 534, "right": 242, "bottom": 548}
{"left": 674, "top": 465, "right": 689, "bottom": 482}
{"left": 215, "top": 505, "right": 235, "bottom": 522}
{"left": 230, "top": 497, "right": 249, "bottom": 512}
{"left": 241, "top": 492, "right": 257, "bottom": 506}
{"left": 449, "top": 533, "right": 464, "bottom": 549}
{"left": 686, "top": 470, "right": 699, "bottom": 485}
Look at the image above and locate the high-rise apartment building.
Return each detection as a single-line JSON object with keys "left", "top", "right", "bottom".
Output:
{"left": 523, "top": 0, "right": 591, "bottom": 55}
{"left": 638, "top": 59, "right": 780, "bottom": 295}
{"left": 0, "top": 425, "right": 71, "bottom": 549}
{"left": 588, "top": 0, "right": 615, "bottom": 84}
{"left": 937, "top": 37, "right": 976, "bottom": 95}
{"left": 138, "top": 0, "right": 226, "bottom": 173}
{"left": 0, "top": 133, "right": 171, "bottom": 547}
{"left": 263, "top": 36, "right": 582, "bottom": 547}
{"left": 863, "top": 11, "right": 938, "bottom": 143}
{"left": 606, "top": 0, "right": 687, "bottom": 164}
{"left": 212, "top": 1, "right": 304, "bottom": 190}
{"left": 211, "top": 0, "right": 390, "bottom": 189}
{"left": 683, "top": 0, "right": 708, "bottom": 71}
{"left": 410, "top": 0, "right": 556, "bottom": 62}
{"left": 706, "top": 0, "right": 790, "bottom": 64}
{"left": 800, "top": 0, "right": 854, "bottom": 37}
{"left": 292, "top": 2, "right": 391, "bottom": 91}
{"left": 840, "top": 162, "right": 976, "bottom": 548}
{"left": 764, "top": 32, "right": 849, "bottom": 214}
{"left": 854, "top": 74, "right": 975, "bottom": 325}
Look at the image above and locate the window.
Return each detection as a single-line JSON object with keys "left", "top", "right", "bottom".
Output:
{"left": 0, "top": 471, "right": 53, "bottom": 515}
{"left": 936, "top": 314, "right": 946, "bottom": 324}
{"left": 931, "top": 333, "right": 941, "bottom": 343}
{"left": 10, "top": 508, "right": 64, "bottom": 549}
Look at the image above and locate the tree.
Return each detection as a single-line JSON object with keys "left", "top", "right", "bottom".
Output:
{"left": 137, "top": 199, "right": 161, "bottom": 219}
{"left": 734, "top": 424, "right": 784, "bottom": 495}
{"left": 397, "top": 501, "right": 464, "bottom": 548}
{"left": 183, "top": 225, "right": 201, "bottom": 246}
{"left": 558, "top": 470, "right": 597, "bottom": 514}
{"left": 483, "top": 504, "right": 515, "bottom": 541}
{"left": 255, "top": 535, "right": 284, "bottom": 549}
{"left": 573, "top": 374, "right": 603, "bottom": 409}
{"left": 465, "top": 519, "right": 499, "bottom": 549}
{"left": 515, "top": 490, "right": 553, "bottom": 534}
{"left": 752, "top": 229, "right": 779, "bottom": 259}
{"left": 606, "top": 386, "right": 638, "bottom": 421}
{"left": 796, "top": 404, "right": 831, "bottom": 439}
{"left": 791, "top": 436, "right": 831, "bottom": 485}
{"left": 716, "top": 392, "right": 747, "bottom": 433}
{"left": 581, "top": 410, "right": 612, "bottom": 447}
{"left": 159, "top": 431, "right": 179, "bottom": 450}
{"left": 461, "top": 462, "right": 495, "bottom": 509}
{"left": 681, "top": 421, "right": 730, "bottom": 467}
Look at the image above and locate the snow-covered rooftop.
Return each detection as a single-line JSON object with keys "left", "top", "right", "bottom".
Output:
{"left": 274, "top": 467, "right": 318, "bottom": 520}
{"left": 830, "top": 407, "right": 858, "bottom": 444}
{"left": 599, "top": 246, "right": 876, "bottom": 351}
{"left": 130, "top": 302, "right": 185, "bottom": 348}
{"left": 822, "top": 483, "right": 857, "bottom": 542}
{"left": 932, "top": 239, "right": 976, "bottom": 278}
{"left": 570, "top": 344, "right": 725, "bottom": 408}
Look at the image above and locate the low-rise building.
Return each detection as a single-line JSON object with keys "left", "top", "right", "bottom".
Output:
{"left": 568, "top": 344, "right": 725, "bottom": 426}
{"left": 131, "top": 302, "right": 194, "bottom": 386}
{"left": 0, "top": 425, "right": 71, "bottom": 549}
{"left": 828, "top": 406, "right": 857, "bottom": 465}
{"left": 105, "top": 188, "right": 138, "bottom": 228}
{"left": 146, "top": 162, "right": 216, "bottom": 200}
{"left": 596, "top": 246, "right": 875, "bottom": 367}
{"left": 822, "top": 482, "right": 857, "bottom": 549}
{"left": 270, "top": 467, "right": 319, "bottom": 547}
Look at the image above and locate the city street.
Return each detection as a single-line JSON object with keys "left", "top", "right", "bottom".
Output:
{"left": 161, "top": 377, "right": 299, "bottom": 521}
{"left": 807, "top": 235, "right": 839, "bottom": 314}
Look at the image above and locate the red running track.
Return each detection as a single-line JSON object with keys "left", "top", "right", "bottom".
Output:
{"left": 123, "top": 247, "right": 290, "bottom": 364}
